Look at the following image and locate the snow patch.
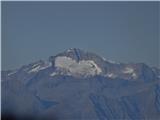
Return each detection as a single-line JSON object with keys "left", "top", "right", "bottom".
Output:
{"left": 32, "top": 63, "right": 41, "bottom": 68}
{"left": 8, "top": 71, "right": 17, "bottom": 76}
{"left": 102, "top": 57, "right": 107, "bottom": 61}
{"left": 123, "top": 67, "right": 134, "bottom": 74}
{"left": 105, "top": 73, "right": 117, "bottom": 78}
{"left": 107, "top": 59, "right": 117, "bottom": 64}
{"left": 132, "top": 73, "right": 137, "bottom": 79}
{"left": 103, "top": 57, "right": 120, "bottom": 64}
{"left": 54, "top": 56, "right": 102, "bottom": 77}
{"left": 28, "top": 62, "right": 52, "bottom": 73}
{"left": 122, "top": 67, "right": 138, "bottom": 79}
{"left": 28, "top": 65, "right": 41, "bottom": 73}
{"left": 50, "top": 72, "right": 57, "bottom": 77}
{"left": 39, "top": 62, "right": 52, "bottom": 70}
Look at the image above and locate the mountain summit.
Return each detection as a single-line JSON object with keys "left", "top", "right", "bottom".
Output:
{"left": 1, "top": 49, "right": 160, "bottom": 120}
{"left": 49, "top": 48, "right": 105, "bottom": 77}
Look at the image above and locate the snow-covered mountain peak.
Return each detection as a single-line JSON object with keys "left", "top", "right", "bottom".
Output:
{"left": 3, "top": 49, "right": 159, "bottom": 81}
{"left": 48, "top": 48, "right": 108, "bottom": 77}
{"left": 48, "top": 49, "right": 158, "bottom": 79}
{"left": 2, "top": 49, "right": 160, "bottom": 120}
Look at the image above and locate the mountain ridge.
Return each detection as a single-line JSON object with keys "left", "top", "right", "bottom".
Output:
{"left": 1, "top": 48, "right": 160, "bottom": 120}
{"left": 2, "top": 48, "right": 159, "bottom": 81}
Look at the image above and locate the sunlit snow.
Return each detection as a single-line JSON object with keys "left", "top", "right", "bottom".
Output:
{"left": 54, "top": 56, "right": 102, "bottom": 77}
{"left": 8, "top": 71, "right": 17, "bottom": 76}
{"left": 50, "top": 72, "right": 57, "bottom": 77}
{"left": 132, "top": 72, "right": 137, "bottom": 79}
{"left": 105, "top": 73, "right": 117, "bottom": 78}
{"left": 28, "top": 62, "right": 52, "bottom": 73}
{"left": 39, "top": 62, "right": 52, "bottom": 70}
{"left": 28, "top": 65, "right": 41, "bottom": 73}
{"left": 123, "top": 67, "right": 134, "bottom": 74}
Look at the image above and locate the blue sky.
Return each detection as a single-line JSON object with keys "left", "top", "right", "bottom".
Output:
{"left": 2, "top": 2, "right": 159, "bottom": 70}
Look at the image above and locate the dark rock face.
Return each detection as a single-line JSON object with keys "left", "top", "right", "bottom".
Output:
{"left": 1, "top": 49, "right": 160, "bottom": 120}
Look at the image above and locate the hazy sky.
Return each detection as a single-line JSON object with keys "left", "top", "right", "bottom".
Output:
{"left": 2, "top": 2, "right": 159, "bottom": 70}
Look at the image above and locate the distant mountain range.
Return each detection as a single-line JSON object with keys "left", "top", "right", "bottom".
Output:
{"left": 1, "top": 48, "right": 160, "bottom": 120}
